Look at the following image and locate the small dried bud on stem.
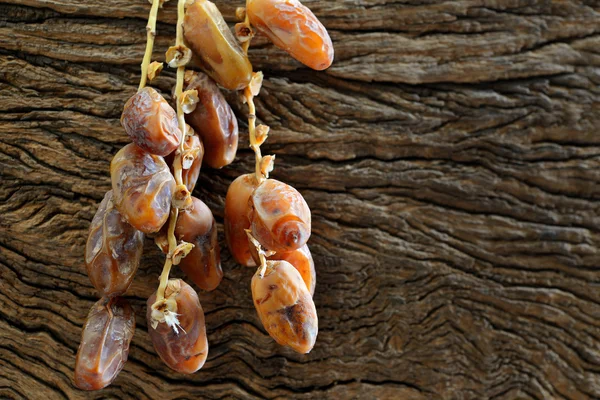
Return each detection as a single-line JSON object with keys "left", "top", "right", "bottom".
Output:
{"left": 235, "top": 22, "right": 254, "bottom": 44}
{"left": 147, "top": 61, "right": 163, "bottom": 82}
{"left": 255, "top": 124, "right": 269, "bottom": 146}
{"left": 260, "top": 155, "right": 275, "bottom": 179}
{"left": 166, "top": 45, "right": 192, "bottom": 68}
{"left": 180, "top": 89, "right": 199, "bottom": 114}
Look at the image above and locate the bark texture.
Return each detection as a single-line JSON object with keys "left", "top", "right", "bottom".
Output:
{"left": 1, "top": 1, "right": 600, "bottom": 399}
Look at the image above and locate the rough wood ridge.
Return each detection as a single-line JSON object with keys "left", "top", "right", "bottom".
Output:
{"left": 1, "top": 0, "right": 600, "bottom": 399}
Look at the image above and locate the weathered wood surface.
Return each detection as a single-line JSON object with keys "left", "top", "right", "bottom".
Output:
{"left": 1, "top": 0, "right": 600, "bottom": 398}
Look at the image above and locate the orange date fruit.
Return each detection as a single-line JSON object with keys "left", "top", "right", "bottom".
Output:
{"left": 246, "top": 0, "right": 334, "bottom": 71}
{"left": 147, "top": 279, "right": 208, "bottom": 374}
{"left": 248, "top": 178, "right": 311, "bottom": 252}
{"left": 85, "top": 191, "right": 144, "bottom": 297}
{"left": 184, "top": 0, "right": 253, "bottom": 90}
{"left": 111, "top": 143, "right": 175, "bottom": 234}
{"left": 252, "top": 260, "right": 318, "bottom": 353}
{"left": 165, "top": 133, "right": 204, "bottom": 192}
{"left": 74, "top": 297, "right": 135, "bottom": 390}
{"left": 224, "top": 174, "right": 258, "bottom": 266}
{"left": 184, "top": 71, "right": 238, "bottom": 169}
{"left": 121, "top": 87, "right": 182, "bottom": 156}
{"left": 269, "top": 245, "right": 315, "bottom": 296}
{"left": 175, "top": 197, "right": 223, "bottom": 291}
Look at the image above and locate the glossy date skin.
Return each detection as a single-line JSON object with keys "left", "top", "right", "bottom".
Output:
{"left": 74, "top": 297, "right": 135, "bottom": 391}
{"left": 175, "top": 197, "right": 223, "bottom": 291}
{"left": 165, "top": 133, "right": 204, "bottom": 192}
{"left": 85, "top": 191, "right": 144, "bottom": 297}
{"left": 184, "top": 71, "right": 238, "bottom": 169}
{"left": 252, "top": 260, "right": 318, "bottom": 353}
{"left": 224, "top": 174, "right": 257, "bottom": 266}
{"left": 147, "top": 279, "right": 208, "bottom": 374}
{"left": 249, "top": 178, "right": 311, "bottom": 252}
{"left": 247, "top": 0, "right": 334, "bottom": 70}
{"left": 111, "top": 143, "right": 175, "bottom": 234}
{"left": 184, "top": 0, "right": 253, "bottom": 90}
{"left": 268, "top": 245, "right": 315, "bottom": 296}
{"left": 121, "top": 87, "right": 182, "bottom": 156}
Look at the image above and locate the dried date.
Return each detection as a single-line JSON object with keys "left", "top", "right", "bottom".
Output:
{"left": 175, "top": 197, "right": 223, "bottom": 291}
{"left": 184, "top": 71, "right": 238, "bottom": 169}
{"left": 74, "top": 297, "right": 135, "bottom": 390}
{"left": 147, "top": 279, "right": 209, "bottom": 374}
{"left": 252, "top": 260, "right": 318, "bottom": 353}
{"left": 121, "top": 87, "right": 182, "bottom": 156}
{"left": 246, "top": 0, "right": 334, "bottom": 70}
{"left": 85, "top": 191, "right": 144, "bottom": 297}
{"left": 184, "top": 0, "right": 253, "bottom": 90}
{"left": 111, "top": 143, "right": 175, "bottom": 234}
{"left": 249, "top": 178, "right": 311, "bottom": 252}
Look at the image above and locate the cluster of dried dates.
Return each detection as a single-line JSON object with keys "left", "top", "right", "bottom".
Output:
{"left": 74, "top": 0, "right": 333, "bottom": 390}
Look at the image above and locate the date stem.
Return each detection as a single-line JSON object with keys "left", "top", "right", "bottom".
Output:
{"left": 246, "top": 230, "right": 268, "bottom": 278}
{"left": 245, "top": 88, "right": 264, "bottom": 186}
{"left": 153, "top": 0, "right": 189, "bottom": 318}
{"left": 139, "top": 0, "right": 161, "bottom": 90}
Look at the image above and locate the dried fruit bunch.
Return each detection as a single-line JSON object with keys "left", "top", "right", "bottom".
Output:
{"left": 75, "top": 0, "right": 332, "bottom": 390}
{"left": 221, "top": 0, "right": 332, "bottom": 354}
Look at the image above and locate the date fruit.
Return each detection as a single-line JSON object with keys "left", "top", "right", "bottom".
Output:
{"left": 184, "top": 0, "right": 253, "bottom": 90}
{"left": 147, "top": 279, "right": 209, "bottom": 374}
{"left": 111, "top": 143, "right": 175, "bottom": 234}
{"left": 121, "top": 87, "right": 182, "bottom": 156}
{"left": 246, "top": 0, "right": 334, "bottom": 71}
{"left": 85, "top": 191, "right": 144, "bottom": 297}
{"left": 269, "top": 245, "right": 315, "bottom": 296}
{"left": 249, "top": 178, "right": 311, "bottom": 252}
{"left": 74, "top": 297, "right": 135, "bottom": 390}
{"left": 184, "top": 71, "right": 238, "bottom": 169}
{"left": 175, "top": 197, "right": 223, "bottom": 291}
{"left": 252, "top": 260, "right": 318, "bottom": 353}
{"left": 224, "top": 174, "right": 257, "bottom": 266}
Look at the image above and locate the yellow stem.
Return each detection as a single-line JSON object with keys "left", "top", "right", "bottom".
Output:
{"left": 155, "top": 0, "right": 188, "bottom": 303}
{"left": 173, "top": 0, "right": 187, "bottom": 185}
{"left": 245, "top": 88, "right": 263, "bottom": 185}
{"left": 139, "top": 0, "right": 161, "bottom": 90}
{"left": 156, "top": 207, "right": 179, "bottom": 302}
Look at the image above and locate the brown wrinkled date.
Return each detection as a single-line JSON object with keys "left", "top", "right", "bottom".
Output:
{"left": 184, "top": 71, "right": 239, "bottom": 169}
{"left": 174, "top": 197, "right": 223, "bottom": 291}
{"left": 183, "top": 0, "right": 253, "bottom": 90}
{"left": 246, "top": 0, "right": 334, "bottom": 70}
{"left": 224, "top": 174, "right": 258, "bottom": 266}
{"left": 147, "top": 279, "right": 208, "bottom": 374}
{"left": 252, "top": 260, "right": 318, "bottom": 353}
{"left": 74, "top": 297, "right": 135, "bottom": 390}
{"left": 165, "top": 132, "right": 204, "bottom": 192}
{"left": 121, "top": 87, "right": 182, "bottom": 156}
{"left": 111, "top": 143, "right": 175, "bottom": 233}
{"left": 85, "top": 191, "right": 144, "bottom": 297}
{"left": 249, "top": 178, "right": 311, "bottom": 252}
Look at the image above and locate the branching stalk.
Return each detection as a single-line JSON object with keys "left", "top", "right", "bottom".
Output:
{"left": 139, "top": 0, "right": 161, "bottom": 90}
{"left": 154, "top": 0, "right": 188, "bottom": 307}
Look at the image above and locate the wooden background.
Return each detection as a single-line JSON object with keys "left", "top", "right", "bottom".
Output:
{"left": 1, "top": 0, "right": 600, "bottom": 399}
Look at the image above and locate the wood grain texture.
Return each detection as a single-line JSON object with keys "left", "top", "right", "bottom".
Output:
{"left": 1, "top": 0, "right": 600, "bottom": 399}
